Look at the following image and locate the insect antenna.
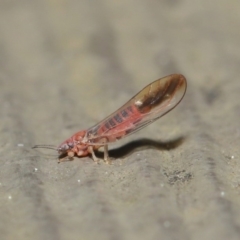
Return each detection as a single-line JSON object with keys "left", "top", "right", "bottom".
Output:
{"left": 32, "top": 144, "right": 58, "bottom": 151}
{"left": 32, "top": 144, "right": 60, "bottom": 158}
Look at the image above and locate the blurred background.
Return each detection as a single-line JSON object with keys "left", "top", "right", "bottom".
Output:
{"left": 0, "top": 1, "right": 240, "bottom": 240}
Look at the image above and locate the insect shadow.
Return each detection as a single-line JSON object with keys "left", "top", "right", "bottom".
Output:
{"left": 95, "top": 135, "right": 186, "bottom": 160}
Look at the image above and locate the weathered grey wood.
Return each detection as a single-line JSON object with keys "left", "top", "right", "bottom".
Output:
{"left": 0, "top": 1, "right": 240, "bottom": 240}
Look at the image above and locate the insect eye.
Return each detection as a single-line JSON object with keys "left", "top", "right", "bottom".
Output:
{"left": 58, "top": 143, "right": 68, "bottom": 152}
{"left": 68, "top": 142, "right": 74, "bottom": 148}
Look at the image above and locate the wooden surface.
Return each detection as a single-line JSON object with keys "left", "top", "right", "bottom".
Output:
{"left": 0, "top": 1, "right": 240, "bottom": 240}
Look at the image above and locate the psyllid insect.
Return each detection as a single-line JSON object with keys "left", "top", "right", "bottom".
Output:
{"left": 33, "top": 74, "right": 187, "bottom": 163}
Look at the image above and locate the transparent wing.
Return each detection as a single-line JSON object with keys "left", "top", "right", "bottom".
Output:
{"left": 85, "top": 74, "right": 187, "bottom": 145}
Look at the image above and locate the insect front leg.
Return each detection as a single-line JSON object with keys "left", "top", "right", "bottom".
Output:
{"left": 88, "top": 146, "right": 100, "bottom": 164}
{"left": 58, "top": 151, "right": 75, "bottom": 163}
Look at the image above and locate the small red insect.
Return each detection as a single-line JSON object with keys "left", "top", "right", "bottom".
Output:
{"left": 33, "top": 74, "right": 187, "bottom": 163}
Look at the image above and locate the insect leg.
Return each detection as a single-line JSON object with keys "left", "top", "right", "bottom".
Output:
{"left": 103, "top": 145, "right": 111, "bottom": 164}
{"left": 58, "top": 157, "right": 68, "bottom": 163}
{"left": 58, "top": 151, "right": 74, "bottom": 163}
{"left": 88, "top": 146, "right": 100, "bottom": 164}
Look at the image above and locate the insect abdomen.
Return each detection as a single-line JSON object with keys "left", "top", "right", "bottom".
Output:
{"left": 104, "top": 105, "right": 137, "bottom": 130}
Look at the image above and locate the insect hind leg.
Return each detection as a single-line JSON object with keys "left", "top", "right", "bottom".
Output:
{"left": 103, "top": 145, "right": 111, "bottom": 164}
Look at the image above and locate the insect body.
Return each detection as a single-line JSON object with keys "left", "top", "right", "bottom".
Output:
{"left": 33, "top": 74, "right": 187, "bottom": 163}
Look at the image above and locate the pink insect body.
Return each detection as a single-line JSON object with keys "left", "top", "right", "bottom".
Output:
{"left": 34, "top": 74, "right": 187, "bottom": 163}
